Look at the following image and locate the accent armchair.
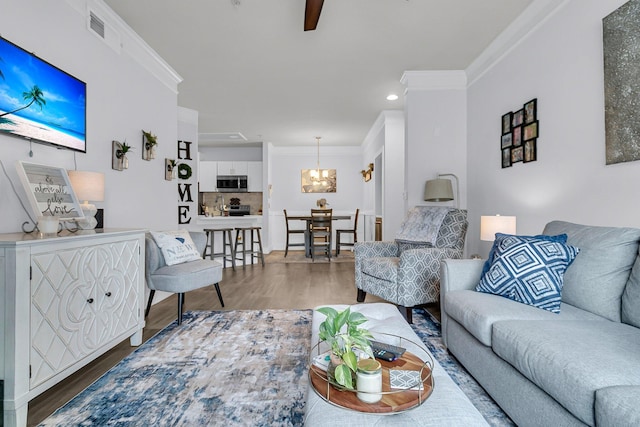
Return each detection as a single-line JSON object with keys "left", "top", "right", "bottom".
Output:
{"left": 145, "top": 231, "right": 224, "bottom": 325}
{"left": 355, "top": 207, "right": 468, "bottom": 323}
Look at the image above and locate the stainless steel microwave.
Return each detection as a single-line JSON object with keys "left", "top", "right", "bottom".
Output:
{"left": 216, "top": 175, "right": 248, "bottom": 192}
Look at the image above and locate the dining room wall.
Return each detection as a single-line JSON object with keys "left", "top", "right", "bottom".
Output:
{"left": 268, "top": 145, "right": 363, "bottom": 251}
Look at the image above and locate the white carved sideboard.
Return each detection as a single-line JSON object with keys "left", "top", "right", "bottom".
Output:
{"left": 1, "top": 229, "right": 146, "bottom": 427}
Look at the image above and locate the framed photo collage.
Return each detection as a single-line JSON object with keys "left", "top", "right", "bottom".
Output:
{"left": 501, "top": 98, "right": 538, "bottom": 168}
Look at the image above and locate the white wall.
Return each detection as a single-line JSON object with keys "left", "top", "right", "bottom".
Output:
{"left": 0, "top": 0, "right": 181, "bottom": 234}
{"left": 360, "top": 110, "right": 406, "bottom": 240}
{"left": 199, "top": 146, "right": 263, "bottom": 161}
{"left": 402, "top": 71, "right": 468, "bottom": 215}
{"left": 466, "top": 0, "right": 633, "bottom": 257}
{"left": 268, "top": 145, "right": 362, "bottom": 250}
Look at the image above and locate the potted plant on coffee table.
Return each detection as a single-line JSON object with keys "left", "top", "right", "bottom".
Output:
{"left": 317, "top": 306, "right": 374, "bottom": 390}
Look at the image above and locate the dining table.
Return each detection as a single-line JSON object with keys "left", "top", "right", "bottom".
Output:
{"left": 287, "top": 214, "right": 352, "bottom": 257}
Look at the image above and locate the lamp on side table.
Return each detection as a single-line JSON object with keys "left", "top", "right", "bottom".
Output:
{"left": 68, "top": 170, "right": 105, "bottom": 229}
{"left": 472, "top": 214, "right": 517, "bottom": 259}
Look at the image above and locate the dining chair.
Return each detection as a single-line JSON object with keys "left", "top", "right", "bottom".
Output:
{"left": 310, "top": 208, "right": 333, "bottom": 261}
{"left": 284, "top": 209, "right": 306, "bottom": 257}
{"left": 335, "top": 208, "right": 359, "bottom": 256}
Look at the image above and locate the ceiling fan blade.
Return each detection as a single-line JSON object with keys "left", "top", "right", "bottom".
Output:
{"left": 304, "top": 0, "right": 324, "bottom": 31}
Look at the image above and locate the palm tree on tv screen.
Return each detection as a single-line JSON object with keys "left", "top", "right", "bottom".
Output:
{"left": 0, "top": 85, "right": 46, "bottom": 118}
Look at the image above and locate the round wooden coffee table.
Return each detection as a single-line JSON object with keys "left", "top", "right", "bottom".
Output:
{"left": 308, "top": 334, "right": 434, "bottom": 414}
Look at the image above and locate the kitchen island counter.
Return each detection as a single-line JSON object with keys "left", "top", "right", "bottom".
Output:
{"left": 196, "top": 215, "right": 262, "bottom": 225}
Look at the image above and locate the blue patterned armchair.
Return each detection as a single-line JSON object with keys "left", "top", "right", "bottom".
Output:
{"left": 355, "top": 207, "right": 468, "bottom": 323}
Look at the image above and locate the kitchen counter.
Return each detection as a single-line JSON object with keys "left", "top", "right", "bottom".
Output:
{"left": 196, "top": 215, "right": 263, "bottom": 225}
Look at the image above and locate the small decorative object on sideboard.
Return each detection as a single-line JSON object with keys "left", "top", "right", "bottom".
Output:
{"left": 112, "top": 140, "right": 132, "bottom": 171}
{"left": 16, "top": 161, "right": 85, "bottom": 233}
{"left": 142, "top": 130, "right": 158, "bottom": 160}
{"left": 317, "top": 306, "right": 374, "bottom": 390}
{"left": 37, "top": 215, "right": 61, "bottom": 235}
{"left": 501, "top": 98, "right": 538, "bottom": 169}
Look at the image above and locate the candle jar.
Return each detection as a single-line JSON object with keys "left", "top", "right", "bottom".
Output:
{"left": 356, "top": 358, "right": 382, "bottom": 403}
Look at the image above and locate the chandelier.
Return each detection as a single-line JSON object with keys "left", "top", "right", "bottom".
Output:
{"left": 309, "top": 136, "right": 329, "bottom": 184}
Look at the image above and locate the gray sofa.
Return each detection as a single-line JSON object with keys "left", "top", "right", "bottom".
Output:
{"left": 440, "top": 221, "right": 640, "bottom": 427}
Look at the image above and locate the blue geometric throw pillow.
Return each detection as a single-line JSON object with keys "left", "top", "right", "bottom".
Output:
{"left": 481, "top": 233, "right": 569, "bottom": 278}
{"left": 476, "top": 234, "right": 579, "bottom": 313}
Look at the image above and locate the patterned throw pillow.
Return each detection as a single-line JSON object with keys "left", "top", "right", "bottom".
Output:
{"left": 151, "top": 230, "right": 202, "bottom": 266}
{"left": 481, "top": 233, "right": 569, "bottom": 277}
{"left": 476, "top": 234, "right": 579, "bottom": 313}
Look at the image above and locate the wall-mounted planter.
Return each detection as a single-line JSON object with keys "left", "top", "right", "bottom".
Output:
{"left": 165, "top": 158, "right": 177, "bottom": 180}
{"left": 142, "top": 130, "right": 157, "bottom": 160}
{"left": 112, "top": 140, "right": 132, "bottom": 171}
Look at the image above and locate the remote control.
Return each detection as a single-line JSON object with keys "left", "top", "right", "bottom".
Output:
{"left": 372, "top": 348, "right": 397, "bottom": 362}
{"left": 370, "top": 340, "right": 406, "bottom": 357}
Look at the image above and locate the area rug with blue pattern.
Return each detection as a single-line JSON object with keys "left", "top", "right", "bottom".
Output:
{"left": 39, "top": 310, "right": 312, "bottom": 427}
{"left": 40, "top": 308, "right": 512, "bottom": 426}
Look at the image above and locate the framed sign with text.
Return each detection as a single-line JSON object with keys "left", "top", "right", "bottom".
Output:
{"left": 16, "top": 161, "right": 84, "bottom": 220}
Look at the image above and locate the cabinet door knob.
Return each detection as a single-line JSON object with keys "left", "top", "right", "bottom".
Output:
{"left": 87, "top": 298, "right": 94, "bottom": 304}
{"left": 105, "top": 292, "right": 112, "bottom": 297}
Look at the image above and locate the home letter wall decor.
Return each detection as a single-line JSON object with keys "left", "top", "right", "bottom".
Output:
{"left": 177, "top": 140, "right": 194, "bottom": 224}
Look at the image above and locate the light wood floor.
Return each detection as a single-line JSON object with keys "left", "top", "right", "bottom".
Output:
{"left": 26, "top": 253, "right": 388, "bottom": 426}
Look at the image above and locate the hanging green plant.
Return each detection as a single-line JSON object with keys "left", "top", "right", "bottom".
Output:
{"left": 142, "top": 130, "right": 157, "bottom": 149}
{"left": 116, "top": 141, "right": 133, "bottom": 158}
{"left": 177, "top": 163, "right": 193, "bottom": 180}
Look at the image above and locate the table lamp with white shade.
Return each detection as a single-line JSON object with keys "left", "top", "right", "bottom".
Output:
{"left": 481, "top": 215, "right": 517, "bottom": 242}
{"left": 470, "top": 215, "right": 517, "bottom": 259}
{"left": 68, "top": 170, "right": 105, "bottom": 229}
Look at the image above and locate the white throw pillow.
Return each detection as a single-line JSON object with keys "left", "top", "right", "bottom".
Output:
{"left": 151, "top": 230, "right": 202, "bottom": 266}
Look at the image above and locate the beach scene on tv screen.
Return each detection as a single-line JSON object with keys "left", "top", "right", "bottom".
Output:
{"left": 0, "top": 37, "right": 86, "bottom": 152}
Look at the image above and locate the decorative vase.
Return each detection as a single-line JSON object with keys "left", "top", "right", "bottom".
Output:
{"left": 326, "top": 352, "right": 342, "bottom": 385}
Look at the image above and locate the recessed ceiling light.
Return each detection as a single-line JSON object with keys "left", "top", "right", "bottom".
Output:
{"left": 386, "top": 94, "right": 399, "bottom": 101}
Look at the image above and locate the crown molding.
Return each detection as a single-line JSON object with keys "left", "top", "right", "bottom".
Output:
{"left": 466, "top": 0, "right": 571, "bottom": 86}
{"left": 64, "top": 0, "right": 183, "bottom": 94}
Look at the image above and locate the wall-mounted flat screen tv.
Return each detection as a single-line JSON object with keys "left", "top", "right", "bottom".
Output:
{"left": 0, "top": 36, "right": 86, "bottom": 152}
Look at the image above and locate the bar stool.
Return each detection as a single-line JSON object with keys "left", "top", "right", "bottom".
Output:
{"left": 234, "top": 226, "right": 265, "bottom": 268}
{"left": 203, "top": 228, "right": 236, "bottom": 270}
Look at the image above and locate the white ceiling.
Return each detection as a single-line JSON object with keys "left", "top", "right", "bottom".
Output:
{"left": 104, "top": 0, "right": 533, "bottom": 147}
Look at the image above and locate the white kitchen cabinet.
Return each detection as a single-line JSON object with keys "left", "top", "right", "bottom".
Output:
{"left": 247, "top": 161, "right": 263, "bottom": 192}
{"left": 217, "top": 161, "right": 248, "bottom": 176}
{"left": 199, "top": 160, "right": 218, "bottom": 192}
{"left": 1, "top": 229, "right": 146, "bottom": 427}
